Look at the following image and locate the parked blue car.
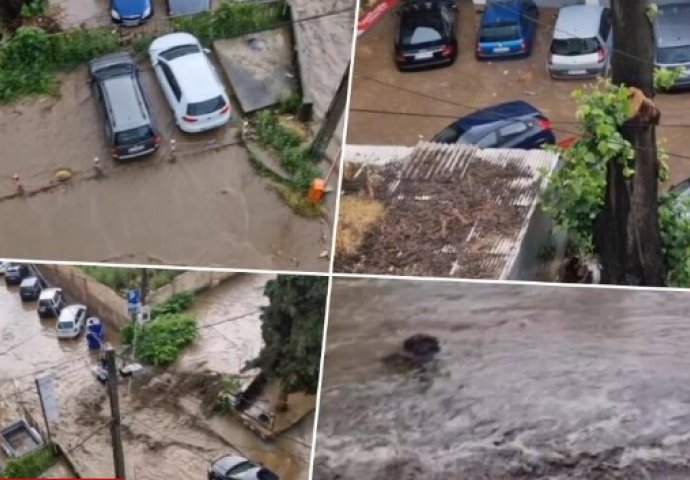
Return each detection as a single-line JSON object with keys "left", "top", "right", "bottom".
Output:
{"left": 110, "top": 0, "right": 153, "bottom": 26}
{"left": 431, "top": 101, "right": 556, "bottom": 150}
{"left": 476, "top": 0, "right": 538, "bottom": 60}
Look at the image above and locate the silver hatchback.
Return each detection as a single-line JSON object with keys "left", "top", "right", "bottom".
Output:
{"left": 654, "top": 2, "right": 690, "bottom": 90}
{"left": 547, "top": 5, "right": 612, "bottom": 79}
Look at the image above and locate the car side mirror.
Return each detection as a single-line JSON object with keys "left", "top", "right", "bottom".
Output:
{"left": 203, "top": 48, "right": 211, "bottom": 54}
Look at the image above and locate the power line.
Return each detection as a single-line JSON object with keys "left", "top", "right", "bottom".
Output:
{"left": 353, "top": 73, "right": 690, "bottom": 162}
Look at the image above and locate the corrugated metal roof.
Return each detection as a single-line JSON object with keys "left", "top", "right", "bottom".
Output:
{"left": 342, "top": 142, "right": 560, "bottom": 279}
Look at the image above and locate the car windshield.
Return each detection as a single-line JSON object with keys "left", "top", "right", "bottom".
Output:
{"left": 57, "top": 321, "right": 74, "bottom": 329}
{"left": 400, "top": 8, "right": 445, "bottom": 47}
{"left": 160, "top": 44, "right": 200, "bottom": 61}
{"left": 225, "top": 461, "right": 255, "bottom": 476}
{"left": 115, "top": 126, "right": 154, "bottom": 146}
{"left": 551, "top": 37, "right": 600, "bottom": 55}
{"left": 187, "top": 96, "right": 226, "bottom": 116}
{"left": 257, "top": 469, "right": 279, "bottom": 480}
{"left": 657, "top": 45, "right": 690, "bottom": 65}
{"left": 480, "top": 23, "right": 520, "bottom": 42}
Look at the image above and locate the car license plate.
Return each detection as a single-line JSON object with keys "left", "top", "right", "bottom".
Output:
{"left": 415, "top": 51, "right": 433, "bottom": 60}
{"left": 569, "top": 69, "right": 587, "bottom": 75}
{"left": 493, "top": 47, "right": 510, "bottom": 53}
{"left": 129, "top": 145, "right": 145, "bottom": 153}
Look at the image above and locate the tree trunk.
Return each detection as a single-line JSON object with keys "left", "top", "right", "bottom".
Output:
{"left": 276, "top": 385, "right": 289, "bottom": 413}
{"left": 594, "top": 0, "right": 667, "bottom": 286}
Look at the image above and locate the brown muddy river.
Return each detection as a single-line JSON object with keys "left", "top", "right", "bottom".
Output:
{"left": 0, "top": 273, "right": 310, "bottom": 479}
{"left": 315, "top": 279, "right": 690, "bottom": 480}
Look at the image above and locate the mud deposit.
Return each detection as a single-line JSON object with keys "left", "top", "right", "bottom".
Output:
{"left": 315, "top": 279, "right": 690, "bottom": 480}
{"left": 334, "top": 160, "right": 531, "bottom": 277}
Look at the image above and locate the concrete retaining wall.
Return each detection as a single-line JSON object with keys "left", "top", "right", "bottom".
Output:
{"left": 148, "top": 271, "right": 239, "bottom": 305}
{"left": 37, "top": 264, "right": 130, "bottom": 330}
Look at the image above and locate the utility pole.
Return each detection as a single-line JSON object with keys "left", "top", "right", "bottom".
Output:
{"left": 594, "top": 0, "right": 666, "bottom": 285}
{"left": 140, "top": 269, "right": 148, "bottom": 307}
{"left": 311, "top": 62, "right": 351, "bottom": 162}
{"left": 106, "top": 348, "right": 126, "bottom": 479}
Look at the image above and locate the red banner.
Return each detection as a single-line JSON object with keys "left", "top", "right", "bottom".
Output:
{"left": 357, "top": 0, "right": 399, "bottom": 36}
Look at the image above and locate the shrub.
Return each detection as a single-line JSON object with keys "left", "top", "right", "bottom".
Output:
{"left": 253, "top": 110, "right": 320, "bottom": 190}
{"left": 126, "top": 313, "right": 198, "bottom": 366}
{"left": 151, "top": 292, "right": 195, "bottom": 318}
{"left": 171, "top": 0, "right": 286, "bottom": 45}
{"left": 1, "top": 445, "right": 57, "bottom": 478}
{"left": 277, "top": 93, "right": 302, "bottom": 115}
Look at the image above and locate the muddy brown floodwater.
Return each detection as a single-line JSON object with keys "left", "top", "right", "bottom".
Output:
{"left": 348, "top": 3, "right": 690, "bottom": 187}
{"left": 315, "top": 278, "right": 690, "bottom": 480}
{"left": 0, "top": 275, "right": 310, "bottom": 480}
{"left": 0, "top": 62, "right": 329, "bottom": 271}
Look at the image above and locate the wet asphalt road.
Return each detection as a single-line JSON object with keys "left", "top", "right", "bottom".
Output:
{"left": 315, "top": 278, "right": 690, "bottom": 480}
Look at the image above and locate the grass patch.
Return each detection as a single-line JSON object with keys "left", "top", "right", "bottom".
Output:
{"left": 253, "top": 110, "right": 320, "bottom": 190}
{"left": 276, "top": 93, "right": 302, "bottom": 115}
{"left": 171, "top": 0, "right": 286, "bottom": 45}
{"left": 335, "top": 196, "right": 386, "bottom": 255}
{"left": 123, "top": 313, "right": 198, "bottom": 366}
{"left": 0, "top": 26, "right": 120, "bottom": 102}
{"left": 247, "top": 153, "right": 322, "bottom": 218}
{"left": 1, "top": 445, "right": 58, "bottom": 478}
{"left": 151, "top": 292, "right": 195, "bottom": 318}
{"left": 80, "top": 267, "right": 182, "bottom": 295}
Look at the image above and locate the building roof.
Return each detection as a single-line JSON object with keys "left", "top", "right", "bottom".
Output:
{"left": 339, "top": 142, "right": 559, "bottom": 279}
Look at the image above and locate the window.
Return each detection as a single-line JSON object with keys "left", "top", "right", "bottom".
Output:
{"left": 399, "top": 6, "right": 445, "bottom": 47}
{"left": 160, "top": 44, "right": 200, "bottom": 61}
{"left": 115, "top": 126, "right": 154, "bottom": 146}
{"left": 160, "top": 63, "right": 181, "bottom": 101}
{"left": 477, "top": 131, "right": 498, "bottom": 148}
{"left": 433, "top": 126, "right": 460, "bottom": 144}
{"left": 550, "top": 37, "right": 600, "bottom": 56}
{"left": 599, "top": 9, "right": 612, "bottom": 40}
{"left": 498, "top": 122, "right": 529, "bottom": 139}
{"left": 657, "top": 45, "right": 690, "bottom": 65}
{"left": 479, "top": 23, "right": 521, "bottom": 43}
{"left": 187, "top": 96, "right": 226, "bottom": 116}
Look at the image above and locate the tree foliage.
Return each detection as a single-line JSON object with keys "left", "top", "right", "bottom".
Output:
{"left": 245, "top": 275, "right": 328, "bottom": 395}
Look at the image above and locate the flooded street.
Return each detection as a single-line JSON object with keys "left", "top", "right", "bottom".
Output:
{"left": 0, "top": 272, "right": 311, "bottom": 479}
{"left": 348, "top": 4, "right": 690, "bottom": 187}
{"left": 316, "top": 279, "right": 690, "bottom": 479}
{"left": 0, "top": 63, "right": 330, "bottom": 271}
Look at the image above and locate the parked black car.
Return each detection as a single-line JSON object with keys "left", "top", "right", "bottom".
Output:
{"left": 432, "top": 100, "right": 556, "bottom": 149}
{"left": 5, "top": 264, "right": 30, "bottom": 286}
{"left": 19, "top": 276, "right": 42, "bottom": 301}
{"left": 395, "top": 0, "right": 458, "bottom": 71}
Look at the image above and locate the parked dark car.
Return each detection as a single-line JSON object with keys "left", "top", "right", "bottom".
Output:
{"left": 653, "top": 2, "right": 690, "bottom": 90}
{"left": 89, "top": 52, "right": 161, "bottom": 161}
{"left": 476, "top": 0, "right": 538, "bottom": 60}
{"left": 37, "top": 287, "right": 66, "bottom": 318}
{"left": 5, "top": 264, "right": 30, "bottom": 286}
{"left": 110, "top": 0, "right": 153, "bottom": 26}
{"left": 19, "top": 277, "right": 42, "bottom": 301}
{"left": 166, "top": 0, "right": 211, "bottom": 16}
{"left": 394, "top": 0, "right": 458, "bottom": 71}
{"left": 208, "top": 455, "right": 279, "bottom": 480}
{"left": 432, "top": 101, "right": 556, "bottom": 149}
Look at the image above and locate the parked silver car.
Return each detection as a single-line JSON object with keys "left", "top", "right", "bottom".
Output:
{"left": 654, "top": 2, "right": 690, "bottom": 90}
{"left": 547, "top": 5, "right": 612, "bottom": 79}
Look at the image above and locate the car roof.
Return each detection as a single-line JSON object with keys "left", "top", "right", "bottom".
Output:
{"left": 60, "top": 304, "right": 86, "bottom": 318}
{"left": 655, "top": 3, "right": 690, "bottom": 48}
{"left": 168, "top": 53, "right": 223, "bottom": 103}
{"left": 553, "top": 5, "right": 604, "bottom": 40}
{"left": 457, "top": 101, "right": 540, "bottom": 130}
{"left": 20, "top": 277, "right": 38, "bottom": 287}
{"left": 212, "top": 455, "right": 251, "bottom": 473}
{"left": 482, "top": 0, "right": 523, "bottom": 25}
{"left": 39, "top": 287, "right": 61, "bottom": 299}
{"left": 102, "top": 75, "right": 149, "bottom": 131}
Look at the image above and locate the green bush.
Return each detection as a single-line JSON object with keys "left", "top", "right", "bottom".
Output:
{"left": 20, "top": 0, "right": 48, "bottom": 19}
{"left": 253, "top": 110, "right": 320, "bottom": 190}
{"left": 126, "top": 313, "right": 198, "bottom": 366}
{"left": 0, "top": 26, "right": 119, "bottom": 102}
{"left": 277, "top": 93, "right": 302, "bottom": 115}
{"left": 1, "top": 445, "right": 57, "bottom": 478}
{"left": 172, "top": 0, "right": 286, "bottom": 45}
{"left": 151, "top": 292, "right": 195, "bottom": 318}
